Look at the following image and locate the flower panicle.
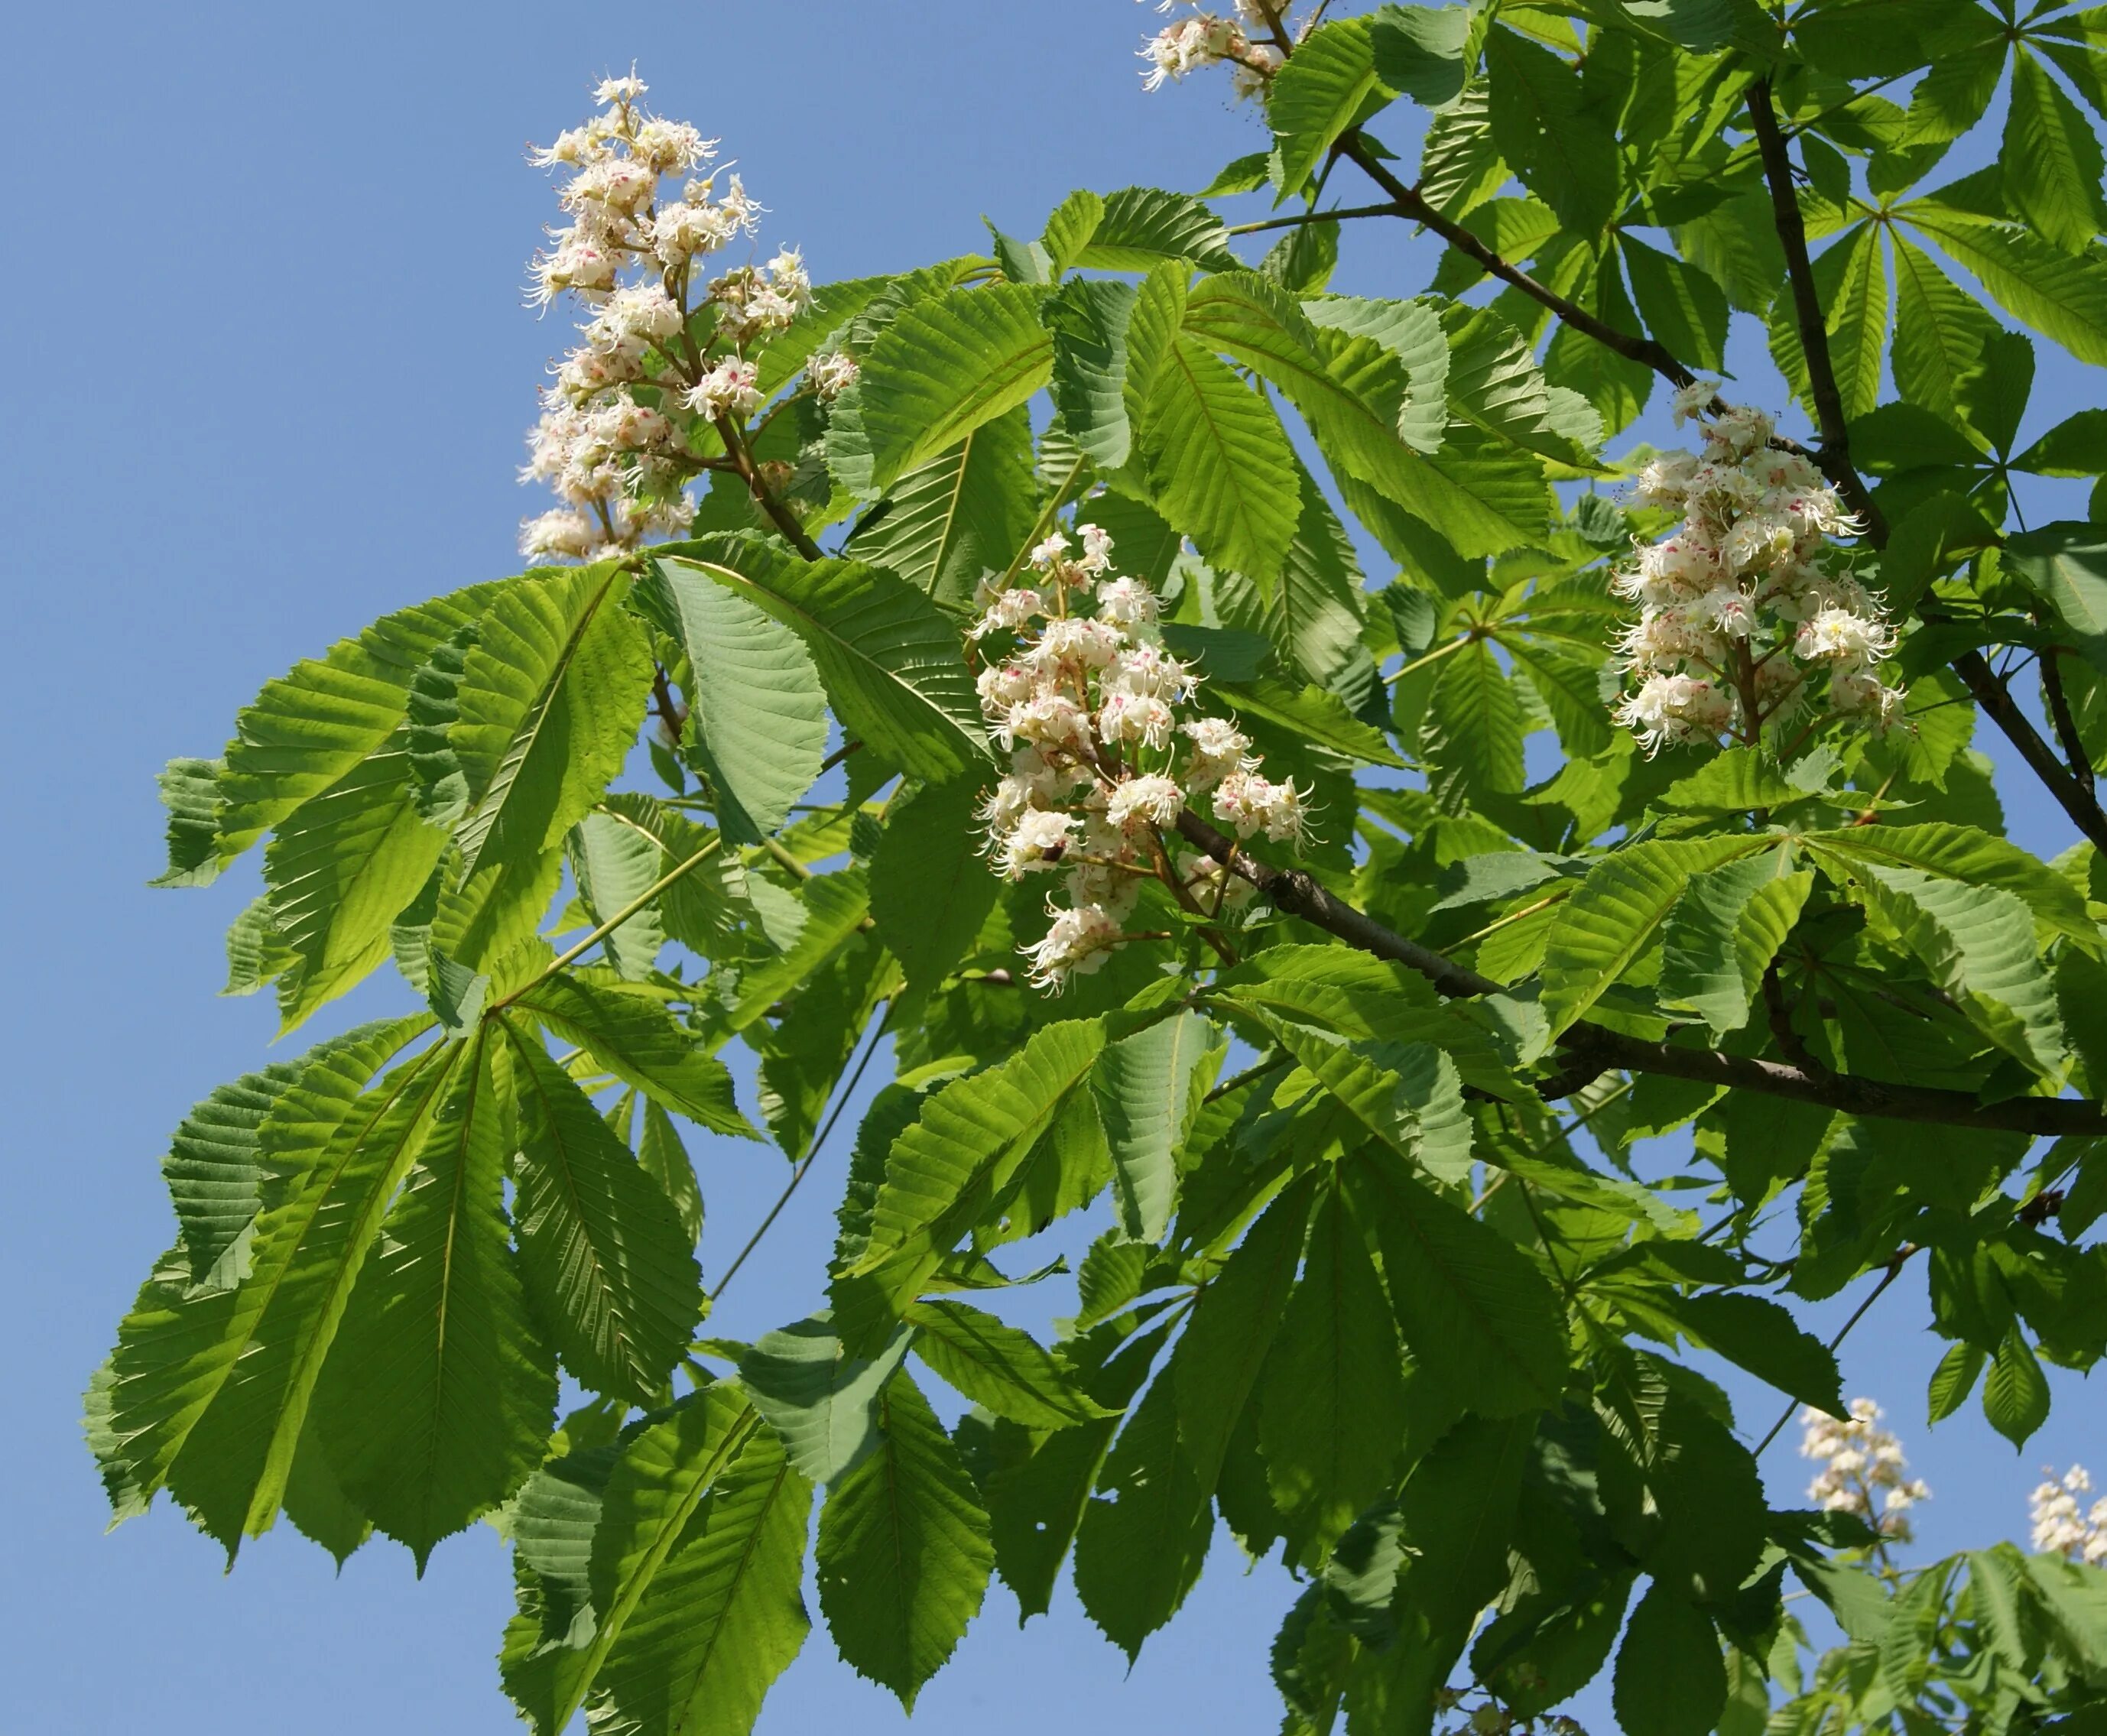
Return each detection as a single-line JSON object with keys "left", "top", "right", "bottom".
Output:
{"left": 1799, "top": 1397, "right": 1930, "bottom": 1544}
{"left": 2031, "top": 1465, "right": 2107, "bottom": 1566}
{"left": 516, "top": 70, "right": 823, "bottom": 565}
{"left": 970, "top": 524, "right": 1300, "bottom": 991}
{"left": 1135, "top": 0, "right": 1291, "bottom": 97}
{"left": 1610, "top": 389, "right": 1904, "bottom": 755}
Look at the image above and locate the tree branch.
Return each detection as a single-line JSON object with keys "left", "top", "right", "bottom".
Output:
{"left": 714, "top": 413, "right": 828, "bottom": 562}
{"left": 1175, "top": 810, "right": 2107, "bottom": 1137}
{"left": 1335, "top": 134, "right": 1699, "bottom": 388}
{"left": 2042, "top": 644, "right": 2096, "bottom": 790}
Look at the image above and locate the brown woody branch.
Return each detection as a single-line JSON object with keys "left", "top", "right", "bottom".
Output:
{"left": 1175, "top": 810, "right": 2107, "bottom": 1137}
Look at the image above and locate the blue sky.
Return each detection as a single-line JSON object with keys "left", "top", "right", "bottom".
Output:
{"left": 5, "top": 4, "right": 2102, "bottom": 1731}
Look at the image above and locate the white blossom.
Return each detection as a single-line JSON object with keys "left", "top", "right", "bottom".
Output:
{"left": 1800, "top": 1398, "right": 1929, "bottom": 1543}
{"left": 1024, "top": 902, "right": 1125, "bottom": 991}
{"left": 805, "top": 349, "right": 860, "bottom": 403}
{"left": 686, "top": 357, "right": 761, "bottom": 421}
{"left": 1611, "top": 392, "right": 1901, "bottom": 751}
{"left": 2031, "top": 1466, "right": 2107, "bottom": 1564}
{"left": 1107, "top": 774, "right": 1185, "bottom": 831}
{"left": 1670, "top": 378, "right": 1719, "bottom": 424}
{"left": 1213, "top": 769, "right": 1309, "bottom": 843}
{"left": 998, "top": 809, "right": 1079, "bottom": 878}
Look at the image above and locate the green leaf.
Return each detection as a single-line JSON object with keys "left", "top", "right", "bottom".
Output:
{"left": 1344, "top": 1144, "right": 1569, "bottom": 1416}
{"left": 152, "top": 755, "right": 225, "bottom": 887}
{"left": 109, "top": 1024, "right": 453, "bottom": 1549}
{"left": 814, "top": 1369, "right": 992, "bottom": 1708}
{"left": 310, "top": 1032, "right": 554, "bottom": 1566}
{"left": 1300, "top": 294, "right": 1448, "bottom": 453}
{"left": 725, "top": 866, "right": 873, "bottom": 1033}
{"left": 1839, "top": 863, "right": 2066, "bottom": 1076}
{"left": 736, "top": 1314, "right": 915, "bottom": 1485}
{"left": 1368, "top": 2, "right": 1471, "bottom": 105}
{"left": 1073, "top": 1370, "right": 1213, "bottom": 1657}
{"left": 595, "top": 1423, "right": 813, "bottom": 1736}
{"left": 870, "top": 778, "right": 1000, "bottom": 998}
{"left": 1269, "top": 17, "right": 1388, "bottom": 196}
{"left": 1825, "top": 222, "right": 1890, "bottom": 421}
{"left": 906, "top": 1301, "right": 1115, "bottom": 1428}
{"left": 1424, "top": 639, "right": 1527, "bottom": 803}
{"left": 451, "top": 564, "right": 653, "bottom": 878}
{"left": 1484, "top": 28, "right": 1620, "bottom": 234}
{"left": 1890, "top": 231, "right": 2001, "bottom": 424}
{"left": 2014, "top": 409, "right": 2107, "bottom": 476}
{"left": 1927, "top": 1339, "right": 1985, "bottom": 1421}
{"left": 1092, "top": 1012, "right": 1213, "bottom": 1243}
{"left": 1072, "top": 187, "right": 1239, "bottom": 273}
{"left": 264, "top": 734, "right": 448, "bottom": 1030}
{"left": 638, "top": 1098, "right": 704, "bottom": 1248}
{"left": 661, "top": 538, "right": 988, "bottom": 782}
{"left": 1257, "top": 1180, "right": 1411, "bottom": 1561}
{"left": 1047, "top": 278, "right": 1137, "bottom": 469}
{"left": 505, "top": 1030, "right": 706, "bottom": 1400}
{"left": 654, "top": 562, "right": 827, "bottom": 843}
{"left": 1219, "top": 676, "right": 1406, "bottom": 767}
{"left": 1039, "top": 187, "right": 1105, "bottom": 272}
{"left": 1909, "top": 205, "right": 2107, "bottom": 365}
{"left": 1983, "top": 1324, "right": 2052, "bottom": 1445}
{"left": 1540, "top": 836, "right": 1767, "bottom": 1033}
{"left": 1807, "top": 820, "right": 2100, "bottom": 953}
{"left": 1657, "top": 856, "right": 1812, "bottom": 1035}
{"left": 1393, "top": 1412, "right": 1535, "bottom": 1638}
{"left": 1170, "top": 1173, "right": 1315, "bottom": 1488}
{"left": 2006, "top": 521, "right": 2107, "bottom": 673}
{"left": 1613, "top": 1585, "right": 1726, "bottom": 1736}
{"left": 846, "top": 1018, "right": 1106, "bottom": 1316}
{"left": 570, "top": 1389, "right": 766, "bottom": 1731}
{"left": 1141, "top": 331, "right": 1303, "bottom": 583}
{"left": 1442, "top": 304, "right": 1605, "bottom": 465}
{"left": 216, "top": 579, "right": 501, "bottom": 865}
{"left": 849, "top": 406, "right": 1037, "bottom": 609}
{"left": 2005, "top": 49, "right": 2107, "bottom": 255}
{"left": 510, "top": 971, "right": 755, "bottom": 1138}
{"left": 1653, "top": 1292, "right": 1842, "bottom": 1414}
{"left": 161, "top": 1053, "right": 314, "bottom": 1286}
{"left": 1621, "top": 235, "right": 1730, "bottom": 371}
{"left": 855, "top": 284, "right": 1053, "bottom": 492}
{"left": 566, "top": 812, "right": 667, "bottom": 984}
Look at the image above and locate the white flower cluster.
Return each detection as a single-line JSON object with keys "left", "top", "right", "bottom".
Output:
{"left": 1136, "top": 0, "right": 1286, "bottom": 96}
{"left": 1800, "top": 1398, "right": 1931, "bottom": 1543}
{"left": 2030, "top": 1465, "right": 2107, "bottom": 1565}
{"left": 1610, "top": 385, "right": 1902, "bottom": 754}
{"left": 518, "top": 70, "right": 831, "bottom": 563}
{"left": 971, "top": 524, "right": 1307, "bottom": 990}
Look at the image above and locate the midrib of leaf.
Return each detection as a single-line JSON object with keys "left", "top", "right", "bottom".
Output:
{"left": 560, "top": 1404, "right": 761, "bottom": 1730}
{"left": 460, "top": 569, "right": 622, "bottom": 873}
{"left": 927, "top": 429, "right": 979, "bottom": 596}
{"left": 416, "top": 1030, "right": 485, "bottom": 1513}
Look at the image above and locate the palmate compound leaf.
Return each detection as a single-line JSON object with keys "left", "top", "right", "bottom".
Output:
{"left": 595, "top": 1421, "right": 815, "bottom": 1736}
{"left": 100, "top": 1016, "right": 450, "bottom": 1551}
{"left": 213, "top": 578, "right": 505, "bottom": 867}
{"left": 309, "top": 1030, "right": 555, "bottom": 1566}
{"left": 868, "top": 777, "right": 1000, "bottom": 999}
{"left": 648, "top": 557, "right": 828, "bottom": 844}
{"left": 1090, "top": 1011, "right": 1216, "bottom": 1244}
{"left": 659, "top": 536, "right": 989, "bottom": 783}
{"left": 1342, "top": 1143, "right": 1569, "bottom": 1419}
{"left": 1539, "top": 835, "right": 1774, "bottom": 1034}
{"left": 502, "top": 1025, "right": 706, "bottom": 1402}
{"left": 1656, "top": 853, "right": 1813, "bottom": 1035}
{"left": 262, "top": 728, "right": 449, "bottom": 1031}
{"left": 814, "top": 1368, "right": 993, "bottom": 1708}
{"left": 508, "top": 969, "right": 757, "bottom": 1138}
{"left": 855, "top": 281, "right": 1054, "bottom": 494}
{"left": 839, "top": 1017, "right": 1112, "bottom": 1330}
{"left": 450, "top": 562, "right": 655, "bottom": 878}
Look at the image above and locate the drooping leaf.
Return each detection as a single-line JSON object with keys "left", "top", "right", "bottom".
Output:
{"left": 2004, "top": 49, "right": 2107, "bottom": 256}
{"left": 505, "top": 1030, "right": 706, "bottom": 1400}
{"left": 1613, "top": 1585, "right": 1727, "bottom": 1736}
{"left": 1092, "top": 1011, "right": 1213, "bottom": 1244}
{"left": 566, "top": 810, "right": 669, "bottom": 984}
{"left": 814, "top": 1370, "right": 993, "bottom": 1708}
{"left": 735, "top": 1314, "right": 916, "bottom": 1486}
{"left": 310, "top": 1032, "right": 554, "bottom": 1566}
{"left": 906, "top": 1300, "right": 1115, "bottom": 1428}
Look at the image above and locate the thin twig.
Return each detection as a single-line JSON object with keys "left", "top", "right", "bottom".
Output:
{"left": 1754, "top": 1247, "right": 1920, "bottom": 1455}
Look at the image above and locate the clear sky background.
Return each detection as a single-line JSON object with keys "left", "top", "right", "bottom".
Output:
{"left": 5, "top": 4, "right": 2102, "bottom": 1731}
